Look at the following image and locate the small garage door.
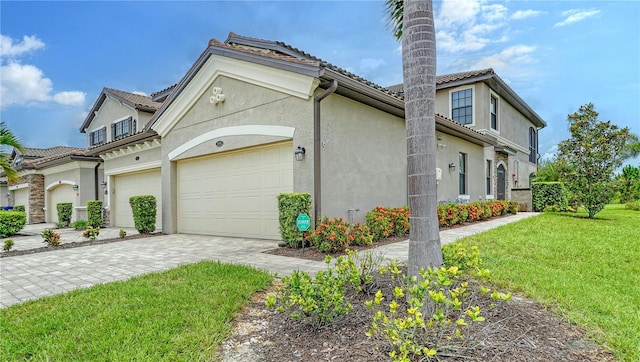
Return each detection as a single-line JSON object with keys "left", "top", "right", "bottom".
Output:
{"left": 177, "top": 142, "right": 293, "bottom": 239}
{"left": 113, "top": 169, "right": 161, "bottom": 229}
{"left": 13, "top": 188, "right": 29, "bottom": 222}
{"left": 48, "top": 185, "right": 75, "bottom": 223}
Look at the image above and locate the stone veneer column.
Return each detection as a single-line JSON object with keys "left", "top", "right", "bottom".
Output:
{"left": 27, "top": 174, "right": 45, "bottom": 224}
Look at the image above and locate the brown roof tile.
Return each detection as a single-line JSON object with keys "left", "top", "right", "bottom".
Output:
{"left": 103, "top": 88, "right": 163, "bottom": 111}
{"left": 386, "top": 68, "right": 495, "bottom": 96}
{"left": 18, "top": 146, "right": 86, "bottom": 159}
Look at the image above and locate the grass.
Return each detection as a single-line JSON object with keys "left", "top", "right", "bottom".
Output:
{"left": 455, "top": 204, "right": 639, "bottom": 361}
{"left": 0, "top": 261, "right": 272, "bottom": 361}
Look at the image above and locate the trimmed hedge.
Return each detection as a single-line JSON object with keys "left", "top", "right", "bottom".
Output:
{"left": 87, "top": 200, "right": 103, "bottom": 228}
{"left": 0, "top": 211, "right": 27, "bottom": 238}
{"left": 437, "top": 200, "right": 518, "bottom": 227}
{"left": 531, "top": 182, "right": 568, "bottom": 212}
{"left": 277, "top": 193, "right": 312, "bottom": 248}
{"left": 56, "top": 202, "right": 72, "bottom": 227}
{"left": 129, "top": 195, "right": 157, "bottom": 233}
{"left": 365, "top": 206, "right": 410, "bottom": 241}
{"left": 13, "top": 205, "right": 25, "bottom": 212}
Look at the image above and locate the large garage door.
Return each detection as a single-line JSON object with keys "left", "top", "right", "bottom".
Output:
{"left": 113, "top": 169, "right": 161, "bottom": 229}
{"left": 13, "top": 188, "right": 29, "bottom": 222}
{"left": 48, "top": 185, "right": 75, "bottom": 223}
{"left": 177, "top": 142, "right": 293, "bottom": 239}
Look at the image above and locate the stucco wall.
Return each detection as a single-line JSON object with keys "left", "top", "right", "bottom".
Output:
{"left": 159, "top": 75, "right": 314, "bottom": 233}
{"left": 85, "top": 97, "right": 143, "bottom": 147}
{"left": 320, "top": 93, "right": 406, "bottom": 223}
{"left": 434, "top": 132, "right": 486, "bottom": 203}
{"left": 43, "top": 161, "right": 104, "bottom": 222}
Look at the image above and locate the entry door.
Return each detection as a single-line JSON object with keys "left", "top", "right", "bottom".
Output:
{"left": 497, "top": 164, "right": 506, "bottom": 200}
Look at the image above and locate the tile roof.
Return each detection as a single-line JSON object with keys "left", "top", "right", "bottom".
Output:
{"left": 103, "top": 88, "right": 163, "bottom": 111}
{"left": 18, "top": 146, "right": 85, "bottom": 159}
{"left": 386, "top": 68, "right": 495, "bottom": 96}
{"left": 224, "top": 32, "right": 401, "bottom": 99}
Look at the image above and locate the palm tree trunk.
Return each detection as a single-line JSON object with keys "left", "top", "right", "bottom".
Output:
{"left": 403, "top": 0, "right": 443, "bottom": 276}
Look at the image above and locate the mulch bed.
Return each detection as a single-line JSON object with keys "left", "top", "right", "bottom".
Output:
{"left": 222, "top": 282, "right": 617, "bottom": 362}
{"left": 0, "top": 232, "right": 164, "bottom": 258}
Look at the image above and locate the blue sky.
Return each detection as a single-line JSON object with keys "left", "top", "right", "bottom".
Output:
{"left": 1, "top": 0, "right": 639, "bottom": 165}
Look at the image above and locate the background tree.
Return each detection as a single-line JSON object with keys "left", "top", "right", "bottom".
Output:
{"left": 557, "top": 103, "right": 630, "bottom": 218}
{"left": 388, "top": 0, "right": 443, "bottom": 274}
{"left": 0, "top": 121, "right": 25, "bottom": 183}
{"left": 616, "top": 165, "right": 640, "bottom": 203}
{"left": 621, "top": 133, "right": 640, "bottom": 161}
{"left": 533, "top": 157, "right": 572, "bottom": 182}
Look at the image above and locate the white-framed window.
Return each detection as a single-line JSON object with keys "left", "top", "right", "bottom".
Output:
{"left": 490, "top": 94, "right": 498, "bottom": 131}
{"left": 459, "top": 152, "right": 467, "bottom": 195}
{"left": 112, "top": 116, "right": 136, "bottom": 141}
{"left": 90, "top": 127, "right": 106, "bottom": 147}
{"left": 451, "top": 88, "right": 473, "bottom": 125}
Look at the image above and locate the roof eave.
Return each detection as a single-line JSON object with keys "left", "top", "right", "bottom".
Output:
{"left": 34, "top": 155, "right": 102, "bottom": 170}
{"left": 86, "top": 131, "right": 160, "bottom": 156}
{"left": 435, "top": 116, "right": 497, "bottom": 147}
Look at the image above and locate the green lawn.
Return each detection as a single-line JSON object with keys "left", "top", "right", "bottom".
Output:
{"left": 0, "top": 261, "right": 272, "bottom": 361}
{"left": 455, "top": 204, "right": 639, "bottom": 361}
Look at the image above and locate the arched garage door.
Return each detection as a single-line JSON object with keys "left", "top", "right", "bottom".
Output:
{"left": 177, "top": 142, "right": 293, "bottom": 239}
{"left": 113, "top": 169, "right": 162, "bottom": 229}
{"left": 48, "top": 185, "right": 75, "bottom": 223}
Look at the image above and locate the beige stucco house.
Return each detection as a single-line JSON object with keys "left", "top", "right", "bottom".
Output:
{"left": 3, "top": 147, "right": 103, "bottom": 224}
{"left": 6, "top": 32, "right": 544, "bottom": 237}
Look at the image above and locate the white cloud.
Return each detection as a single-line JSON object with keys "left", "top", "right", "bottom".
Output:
{"left": 511, "top": 10, "right": 545, "bottom": 20}
{"left": 554, "top": 8, "right": 600, "bottom": 27}
{"left": 0, "top": 35, "right": 45, "bottom": 58}
{"left": 466, "top": 45, "right": 538, "bottom": 82}
{"left": 0, "top": 34, "right": 85, "bottom": 108}
{"left": 435, "top": 0, "right": 509, "bottom": 53}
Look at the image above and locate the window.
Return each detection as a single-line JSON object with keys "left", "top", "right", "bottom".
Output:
{"left": 112, "top": 117, "right": 136, "bottom": 141}
{"left": 486, "top": 160, "right": 492, "bottom": 194}
{"left": 490, "top": 95, "right": 498, "bottom": 130}
{"left": 529, "top": 127, "right": 538, "bottom": 163}
{"left": 90, "top": 127, "right": 106, "bottom": 147}
{"left": 459, "top": 152, "right": 467, "bottom": 195}
{"left": 451, "top": 88, "right": 473, "bottom": 125}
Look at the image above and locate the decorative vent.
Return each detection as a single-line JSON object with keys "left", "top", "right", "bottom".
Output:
{"left": 209, "top": 87, "right": 226, "bottom": 105}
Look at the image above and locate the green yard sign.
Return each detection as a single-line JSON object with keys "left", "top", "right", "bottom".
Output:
{"left": 296, "top": 213, "right": 311, "bottom": 232}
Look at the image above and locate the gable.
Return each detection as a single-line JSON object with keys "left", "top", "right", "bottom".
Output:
{"left": 151, "top": 53, "right": 319, "bottom": 138}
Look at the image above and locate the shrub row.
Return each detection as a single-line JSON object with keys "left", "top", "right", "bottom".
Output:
{"left": 307, "top": 217, "right": 373, "bottom": 253}
{"left": 365, "top": 206, "right": 410, "bottom": 241}
{"left": 437, "top": 200, "right": 518, "bottom": 227}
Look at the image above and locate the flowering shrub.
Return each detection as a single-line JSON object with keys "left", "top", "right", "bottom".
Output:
{"left": 366, "top": 206, "right": 410, "bottom": 241}
{"left": 308, "top": 217, "right": 350, "bottom": 253}
{"left": 437, "top": 201, "right": 518, "bottom": 227}
{"left": 349, "top": 222, "right": 373, "bottom": 246}
{"left": 42, "top": 229, "right": 61, "bottom": 246}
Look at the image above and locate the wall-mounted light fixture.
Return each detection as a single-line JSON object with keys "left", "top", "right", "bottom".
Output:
{"left": 294, "top": 146, "right": 306, "bottom": 161}
{"left": 101, "top": 181, "right": 107, "bottom": 187}
{"left": 448, "top": 163, "right": 456, "bottom": 172}
{"left": 72, "top": 184, "right": 79, "bottom": 191}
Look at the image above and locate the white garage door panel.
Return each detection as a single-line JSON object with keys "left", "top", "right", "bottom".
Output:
{"left": 178, "top": 142, "right": 293, "bottom": 239}
{"left": 114, "top": 169, "right": 162, "bottom": 229}
{"left": 48, "top": 185, "right": 75, "bottom": 223}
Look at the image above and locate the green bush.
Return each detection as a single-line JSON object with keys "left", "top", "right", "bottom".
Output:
{"left": 87, "top": 201, "right": 103, "bottom": 228}
{"left": 532, "top": 182, "right": 568, "bottom": 212}
{"left": 72, "top": 220, "right": 88, "bottom": 230}
{"left": 365, "top": 206, "right": 409, "bottom": 241}
{"left": 41, "top": 229, "right": 61, "bottom": 246}
{"left": 0, "top": 211, "right": 26, "bottom": 237}
{"left": 277, "top": 193, "right": 312, "bottom": 248}
{"left": 13, "top": 205, "right": 25, "bottom": 212}
{"left": 308, "top": 217, "right": 350, "bottom": 253}
{"left": 3, "top": 239, "right": 14, "bottom": 251}
{"left": 625, "top": 201, "right": 640, "bottom": 211}
{"left": 56, "top": 202, "right": 73, "bottom": 227}
{"left": 129, "top": 195, "right": 156, "bottom": 233}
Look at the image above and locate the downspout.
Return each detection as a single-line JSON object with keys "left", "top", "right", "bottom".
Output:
{"left": 94, "top": 160, "right": 102, "bottom": 200}
{"left": 313, "top": 79, "right": 338, "bottom": 222}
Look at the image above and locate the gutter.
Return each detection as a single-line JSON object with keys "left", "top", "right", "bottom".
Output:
{"left": 313, "top": 79, "right": 338, "bottom": 222}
